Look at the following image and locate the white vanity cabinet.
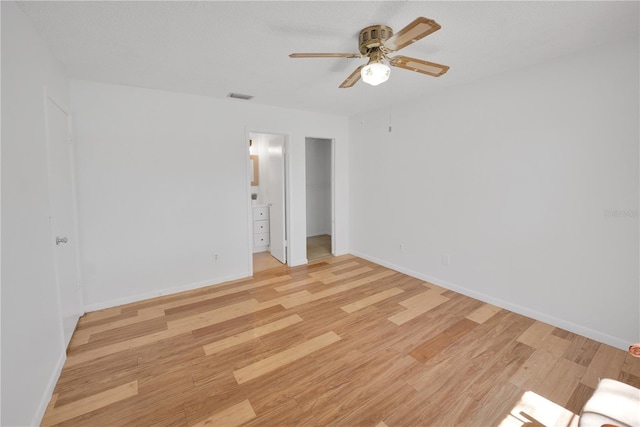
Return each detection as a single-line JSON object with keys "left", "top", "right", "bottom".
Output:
{"left": 252, "top": 205, "right": 270, "bottom": 252}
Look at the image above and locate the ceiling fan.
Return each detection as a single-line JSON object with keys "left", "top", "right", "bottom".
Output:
{"left": 289, "top": 17, "right": 449, "bottom": 88}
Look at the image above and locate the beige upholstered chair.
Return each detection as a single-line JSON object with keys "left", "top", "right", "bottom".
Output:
{"left": 578, "top": 344, "right": 640, "bottom": 427}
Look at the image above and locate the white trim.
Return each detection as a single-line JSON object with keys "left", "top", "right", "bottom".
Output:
{"left": 33, "top": 351, "right": 66, "bottom": 426}
{"left": 289, "top": 258, "right": 309, "bottom": 267}
{"left": 64, "top": 108, "right": 86, "bottom": 317}
{"left": 350, "top": 250, "right": 630, "bottom": 351}
{"left": 245, "top": 128, "right": 292, "bottom": 270}
{"left": 42, "top": 88, "right": 68, "bottom": 348}
{"left": 331, "top": 138, "right": 336, "bottom": 256}
{"left": 43, "top": 87, "right": 70, "bottom": 116}
{"left": 245, "top": 131, "right": 254, "bottom": 275}
{"left": 304, "top": 136, "right": 336, "bottom": 258}
{"left": 83, "top": 272, "right": 249, "bottom": 312}
{"left": 43, "top": 88, "right": 84, "bottom": 350}
{"left": 283, "top": 135, "right": 291, "bottom": 266}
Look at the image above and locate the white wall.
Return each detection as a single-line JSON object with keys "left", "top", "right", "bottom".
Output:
{"left": 1, "top": 2, "right": 71, "bottom": 425}
{"left": 349, "top": 38, "right": 639, "bottom": 350}
{"left": 305, "top": 138, "right": 332, "bottom": 237}
{"left": 70, "top": 80, "right": 349, "bottom": 310}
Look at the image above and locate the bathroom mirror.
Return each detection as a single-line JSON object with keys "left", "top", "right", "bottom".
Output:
{"left": 250, "top": 155, "right": 259, "bottom": 186}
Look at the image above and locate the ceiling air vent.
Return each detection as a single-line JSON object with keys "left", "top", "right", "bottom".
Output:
{"left": 228, "top": 93, "right": 253, "bottom": 100}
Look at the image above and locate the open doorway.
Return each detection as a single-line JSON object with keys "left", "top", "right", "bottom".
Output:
{"left": 305, "top": 137, "right": 333, "bottom": 261}
{"left": 249, "top": 132, "right": 288, "bottom": 273}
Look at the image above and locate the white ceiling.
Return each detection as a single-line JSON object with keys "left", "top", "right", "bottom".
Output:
{"left": 17, "top": 1, "right": 639, "bottom": 116}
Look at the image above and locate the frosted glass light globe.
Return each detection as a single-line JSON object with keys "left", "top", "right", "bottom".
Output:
{"left": 361, "top": 62, "right": 390, "bottom": 86}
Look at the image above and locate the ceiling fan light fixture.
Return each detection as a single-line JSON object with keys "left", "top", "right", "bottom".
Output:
{"left": 361, "top": 62, "right": 390, "bottom": 86}
{"left": 290, "top": 17, "right": 448, "bottom": 88}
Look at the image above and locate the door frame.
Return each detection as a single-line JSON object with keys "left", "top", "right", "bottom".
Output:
{"left": 43, "top": 87, "right": 85, "bottom": 346}
{"left": 245, "top": 129, "right": 292, "bottom": 275}
{"left": 305, "top": 137, "right": 336, "bottom": 258}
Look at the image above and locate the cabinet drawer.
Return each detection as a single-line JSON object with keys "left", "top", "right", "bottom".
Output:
{"left": 254, "top": 219, "right": 269, "bottom": 234}
{"left": 253, "top": 232, "right": 270, "bottom": 246}
{"left": 253, "top": 206, "right": 269, "bottom": 220}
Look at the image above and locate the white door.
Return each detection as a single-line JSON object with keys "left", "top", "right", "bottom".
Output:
{"left": 45, "top": 96, "right": 83, "bottom": 348}
{"left": 268, "top": 136, "right": 287, "bottom": 264}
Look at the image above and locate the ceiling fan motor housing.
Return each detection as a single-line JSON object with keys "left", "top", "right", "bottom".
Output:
{"left": 359, "top": 25, "right": 393, "bottom": 54}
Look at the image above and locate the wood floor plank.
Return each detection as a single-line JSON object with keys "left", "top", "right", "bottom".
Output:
{"left": 162, "top": 275, "right": 292, "bottom": 316}
{"left": 73, "top": 307, "right": 166, "bottom": 345}
{"left": 408, "top": 311, "right": 531, "bottom": 396}
{"left": 618, "top": 371, "right": 640, "bottom": 388}
{"left": 163, "top": 292, "right": 253, "bottom": 318}
{"left": 315, "top": 266, "right": 373, "bottom": 284}
{"left": 253, "top": 252, "right": 287, "bottom": 273}
{"left": 581, "top": 343, "right": 627, "bottom": 388}
{"left": 422, "top": 282, "right": 448, "bottom": 293}
{"left": 67, "top": 324, "right": 202, "bottom": 368}
{"left": 43, "top": 393, "right": 59, "bottom": 420}
{"left": 409, "top": 318, "right": 479, "bottom": 363}
{"left": 167, "top": 298, "right": 274, "bottom": 331}
{"left": 191, "top": 399, "right": 256, "bottom": 427}
{"left": 79, "top": 307, "right": 123, "bottom": 323}
{"left": 305, "top": 260, "right": 360, "bottom": 278}
{"left": 203, "top": 314, "right": 303, "bottom": 355}
{"left": 565, "top": 382, "right": 595, "bottom": 415}
{"left": 463, "top": 381, "right": 524, "bottom": 427}
{"left": 340, "top": 287, "right": 404, "bottom": 314}
{"left": 190, "top": 305, "right": 285, "bottom": 340}
{"left": 622, "top": 352, "right": 640, "bottom": 376}
{"left": 66, "top": 340, "right": 131, "bottom": 367}
{"left": 516, "top": 320, "right": 555, "bottom": 348}
{"left": 274, "top": 277, "right": 318, "bottom": 292}
{"left": 466, "top": 303, "right": 501, "bottom": 324}
{"left": 43, "top": 255, "right": 635, "bottom": 427}
{"left": 509, "top": 334, "right": 572, "bottom": 390}
{"left": 465, "top": 341, "right": 535, "bottom": 401}
{"left": 397, "top": 288, "right": 443, "bottom": 309}
{"left": 277, "top": 270, "right": 397, "bottom": 309}
{"left": 388, "top": 290, "right": 449, "bottom": 325}
{"left": 233, "top": 331, "right": 342, "bottom": 384}
{"left": 41, "top": 381, "right": 138, "bottom": 426}
{"left": 563, "top": 335, "right": 600, "bottom": 367}
{"left": 52, "top": 353, "right": 139, "bottom": 407}
{"left": 537, "top": 358, "right": 587, "bottom": 406}
{"left": 87, "top": 316, "right": 168, "bottom": 344}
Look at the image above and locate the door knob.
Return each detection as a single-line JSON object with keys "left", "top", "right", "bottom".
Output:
{"left": 56, "top": 237, "right": 68, "bottom": 245}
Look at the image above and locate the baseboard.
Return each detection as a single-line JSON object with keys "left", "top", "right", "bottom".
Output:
{"left": 83, "top": 271, "right": 250, "bottom": 312}
{"left": 289, "top": 258, "right": 308, "bottom": 267}
{"left": 33, "top": 351, "right": 66, "bottom": 426}
{"left": 350, "top": 250, "right": 630, "bottom": 351}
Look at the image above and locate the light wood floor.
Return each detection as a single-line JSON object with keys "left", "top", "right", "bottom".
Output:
{"left": 43, "top": 255, "right": 638, "bottom": 426}
{"left": 253, "top": 252, "right": 286, "bottom": 274}
{"left": 253, "top": 233, "right": 332, "bottom": 274}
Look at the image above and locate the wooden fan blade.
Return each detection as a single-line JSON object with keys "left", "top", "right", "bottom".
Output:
{"left": 384, "top": 17, "right": 441, "bottom": 52}
{"left": 339, "top": 65, "right": 364, "bottom": 88}
{"left": 389, "top": 55, "right": 449, "bottom": 77}
{"left": 289, "top": 53, "right": 361, "bottom": 58}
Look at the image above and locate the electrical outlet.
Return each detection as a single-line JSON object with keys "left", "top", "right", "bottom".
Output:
{"left": 399, "top": 244, "right": 404, "bottom": 252}
{"left": 213, "top": 253, "right": 219, "bottom": 262}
